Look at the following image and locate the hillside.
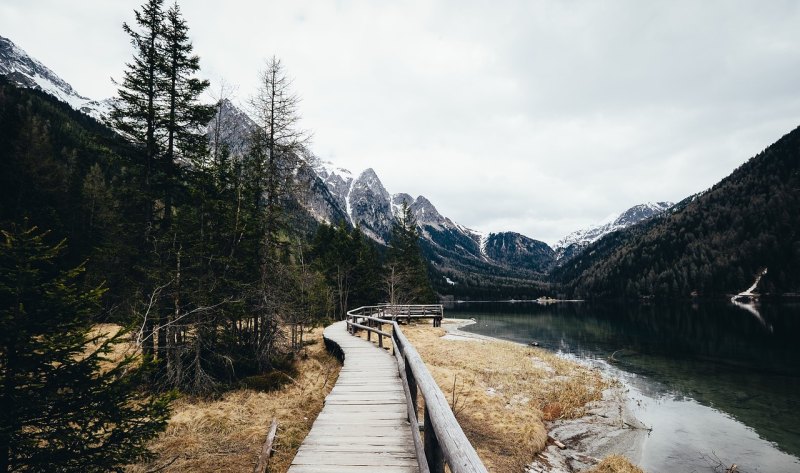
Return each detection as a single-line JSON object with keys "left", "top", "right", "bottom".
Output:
{"left": 554, "top": 126, "right": 800, "bottom": 298}
{"left": 553, "top": 202, "right": 673, "bottom": 266}
{"left": 0, "top": 76, "right": 138, "bottom": 282}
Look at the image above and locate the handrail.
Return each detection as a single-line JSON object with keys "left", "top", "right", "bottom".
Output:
{"left": 346, "top": 305, "right": 488, "bottom": 473}
{"left": 358, "top": 304, "right": 444, "bottom": 327}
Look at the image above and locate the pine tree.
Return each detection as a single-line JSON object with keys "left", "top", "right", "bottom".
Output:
{"left": 350, "top": 226, "right": 383, "bottom": 308}
{"left": 112, "top": 0, "right": 166, "bottom": 359}
{"left": 386, "top": 202, "right": 436, "bottom": 304}
{"left": 0, "top": 224, "right": 171, "bottom": 472}
{"left": 112, "top": 0, "right": 165, "bottom": 217}
{"left": 160, "top": 1, "right": 215, "bottom": 228}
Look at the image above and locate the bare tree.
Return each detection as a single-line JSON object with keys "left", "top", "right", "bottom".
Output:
{"left": 384, "top": 263, "right": 414, "bottom": 307}
{"left": 246, "top": 56, "right": 309, "bottom": 369}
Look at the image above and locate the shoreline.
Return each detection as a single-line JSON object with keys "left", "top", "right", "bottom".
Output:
{"left": 440, "top": 318, "right": 648, "bottom": 472}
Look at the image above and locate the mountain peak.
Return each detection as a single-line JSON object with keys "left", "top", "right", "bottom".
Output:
{"left": 410, "top": 195, "right": 446, "bottom": 227}
{"left": 0, "top": 34, "right": 110, "bottom": 121}
{"left": 614, "top": 201, "right": 673, "bottom": 227}
{"left": 0, "top": 35, "right": 86, "bottom": 102}
{"left": 554, "top": 201, "right": 674, "bottom": 263}
{"left": 357, "top": 167, "right": 380, "bottom": 181}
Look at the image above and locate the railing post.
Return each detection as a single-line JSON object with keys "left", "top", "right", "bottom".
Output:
{"left": 378, "top": 322, "right": 384, "bottom": 349}
{"left": 424, "top": 406, "right": 445, "bottom": 473}
{"left": 406, "top": 356, "right": 418, "bottom": 415}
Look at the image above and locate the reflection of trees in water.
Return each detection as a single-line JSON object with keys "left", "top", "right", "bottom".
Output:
{"left": 453, "top": 301, "right": 798, "bottom": 374}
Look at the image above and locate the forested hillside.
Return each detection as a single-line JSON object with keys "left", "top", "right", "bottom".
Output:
{"left": 0, "top": 0, "right": 434, "bottom": 468}
{"left": 554, "top": 126, "right": 800, "bottom": 298}
{"left": 0, "top": 76, "right": 134, "bottom": 271}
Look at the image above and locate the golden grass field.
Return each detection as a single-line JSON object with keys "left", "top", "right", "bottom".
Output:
{"left": 398, "top": 322, "right": 612, "bottom": 472}
{"left": 126, "top": 326, "right": 340, "bottom": 473}
{"left": 122, "top": 319, "right": 643, "bottom": 473}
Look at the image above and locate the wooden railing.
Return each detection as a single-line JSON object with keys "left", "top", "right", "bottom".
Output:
{"left": 373, "top": 304, "right": 444, "bottom": 326}
{"left": 346, "top": 305, "right": 487, "bottom": 473}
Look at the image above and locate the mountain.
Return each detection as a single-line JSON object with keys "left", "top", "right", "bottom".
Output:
{"left": 484, "top": 232, "right": 555, "bottom": 273}
{"left": 554, "top": 126, "right": 800, "bottom": 298}
{"left": 0, "top": 35, "right": 111, "bottom": 122}
{"left": 554, "top": 202, "right": 673, "bottom": 265}
{"left": 304, "top": 157, "right": 557, "bottom": 297}
{"left": 347, "top": 168, "right": 395, "bottom": 243}
{"left": 4, "top": 33, "right": 693, "bottom": 300}
{"left": 206, "top": 98, "right": 256, "bottom": 158}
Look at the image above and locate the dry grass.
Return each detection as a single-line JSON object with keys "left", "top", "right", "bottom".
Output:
{"left": 585, "top": 454, "right": 646, "bottom": 473}
{"left": 126, "top": 326, "right": 340, "bottom": 473}
{"left": 371, "top": 321, "right": 610, "bottom": 472}
{"left": 85, "top": 323, "right": 140, "bottom": 371}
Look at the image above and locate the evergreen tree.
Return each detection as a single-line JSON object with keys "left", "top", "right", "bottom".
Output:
{"left": 112, "top": 0, "right": 165, "bottom": 219}
{"left": 310, "top": 222, "right": 382, "bottom": 317}
{"left": 386, "top": 202, "right": 436, "bottom": 304}
{"left": 0, "top": 224, "right": 171, "bottom": 472}
{"left": 112, "top": 0, "right": 167, "bottom": 359}
{"left": 350, "top": 226, "right": 383, "bottom": 308}
{"left": 248, "top": 56, "right": 307, "bottom": 267}
{"left": 160, "top": 1, "right": 215, "bottom": 227}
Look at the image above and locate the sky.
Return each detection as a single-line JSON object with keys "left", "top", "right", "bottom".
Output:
{"left": 2, "top": 0, "right": 800, "bottom": 245}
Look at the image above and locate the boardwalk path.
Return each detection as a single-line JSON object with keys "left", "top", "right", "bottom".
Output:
{"left": 287, "top": 320, "right": 420, "bottom": 473}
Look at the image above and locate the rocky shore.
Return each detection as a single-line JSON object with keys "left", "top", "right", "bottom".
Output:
{"left": 441, "top": 319, "right": 647, "bottom": 473}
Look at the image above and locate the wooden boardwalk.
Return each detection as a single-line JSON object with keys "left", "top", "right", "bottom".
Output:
{"left": 287, "top": 320, "right": 420, "bottom": 473}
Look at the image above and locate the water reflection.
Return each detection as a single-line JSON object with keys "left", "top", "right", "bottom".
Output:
{"left": 445, "top": 301, "right": 800, "bottom": 468}
{"left": 730, "top": 299, "right": 773, "bottom": 332}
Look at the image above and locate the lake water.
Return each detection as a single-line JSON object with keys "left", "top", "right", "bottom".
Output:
{"left": 445, "top": 300, "right": 800, "bottom": 473}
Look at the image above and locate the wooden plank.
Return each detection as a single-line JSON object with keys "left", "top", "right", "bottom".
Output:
{"left": 288, "top": 466, "right": 418, "bottom": 473}
{"left": 301, "top": 425, "right": 411, "bottom": 436}
{"left": 296, "top": 444, "right": 415, "bottom": 453}
{"left": 253, "top": 418, "right": 278, "bottom": 473}
{"left": 328, "top": 391, "right": 404, "bottom": 398}
{"left": 310, "top": 419, "right": 412, "bottom": 427}
{"left": 287, "top": 320, "right": 421, "bottom": 473}
{"left": 292, "top": 452, "right": 418, "bottom": 466}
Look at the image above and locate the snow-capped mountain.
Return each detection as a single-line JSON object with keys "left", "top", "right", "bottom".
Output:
{"left": 304, "top": 158, "right": 555, "bottom": 278}
{"left": 1, "top": 33, "right": 668, "bottom": 290}
{"left": 206, "top": 98, "right": 256, "bottom": 157}
{"left": 0, "top": 35, "right": 111, "bottom": 121}
{"left": 347, "top": 168, "right": 394, "bottom": 243}
{"left": 311, "top": 160, "right": 355, "bottom": 221}
{"left": 554, "top": 201, "right": 674, "bottom": 264}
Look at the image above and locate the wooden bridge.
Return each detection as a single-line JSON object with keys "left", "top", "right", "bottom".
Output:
{"left": 287, "top": 305, "right": 487, "bottom": 473}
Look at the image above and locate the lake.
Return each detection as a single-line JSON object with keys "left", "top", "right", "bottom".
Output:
{"left": 445, "top": 300, "right": 800, "bottom": 473}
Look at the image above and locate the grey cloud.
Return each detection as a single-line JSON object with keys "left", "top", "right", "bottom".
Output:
{"left": 2, "top": 0, "right": 799, "bottom": 245}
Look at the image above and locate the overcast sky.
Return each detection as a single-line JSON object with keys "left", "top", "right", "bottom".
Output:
{"left": 3, "top": 0, "right": 800, "bottom": 245}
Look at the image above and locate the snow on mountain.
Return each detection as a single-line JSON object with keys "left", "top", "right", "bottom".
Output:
{"left": 1, "top": 33, "right": 675, "bottom": 282}
{"left": 311, "top": 160, "right": 355, "bottom": 226}
{"left": 554, "top": 201, "right": 674, "bottom": 262}
{"left": 346, "top": 168, "right": 393, "bottom": 243}
{"left": 391, "top": 193, "right": 413, "bottom": 218}
{"left": 474, "top": 230, "right": 490, "bottom": 260}
{"left": 206, "top": 98, "right": 256, "bottom": 157}
{"left": 0, "top": 35, "right": 111, "bottom": 122}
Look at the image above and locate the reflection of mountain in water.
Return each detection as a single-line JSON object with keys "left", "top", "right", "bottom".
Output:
{"left": 448, "top": 301, "right": 800, "bottom": 458}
